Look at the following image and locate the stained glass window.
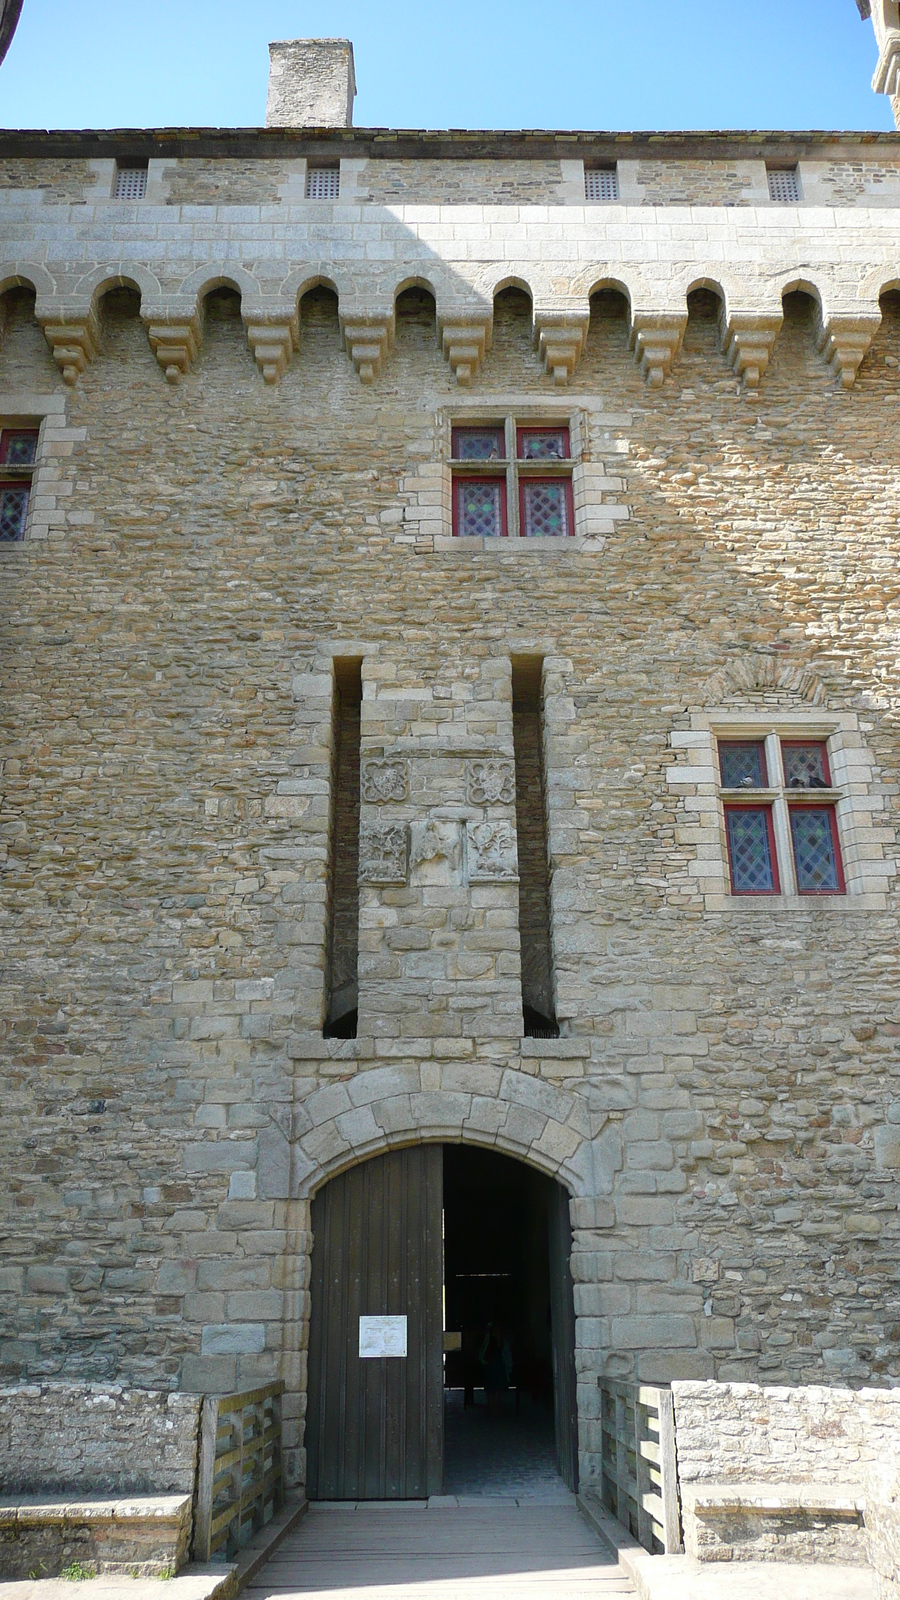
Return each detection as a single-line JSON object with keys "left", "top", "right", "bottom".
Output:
{"left": 454, "top": 478, "right": 505, "bottom": 537}
{"left": 790, "top": 807, "right": 842, "bottom": 892}
{"left": 0, "top": 430, "right": 38, "bottom": 465}
{"left": 452, "top": 427, "right": 505, "bottom": 461}
{"left": 521, "top": 479, "right": 571, "bottom": 538}
{"left": 719, "top": 740, "right": 767, "bottom": 789}
{"left": 517, "top": 427, "right": 570, "bottom": 460}
{"left": 782, "top": 741, "right": 830, "bottom": 789}
{"left": 725, "top": 807, "right": 778, "bottom": 893}
{"left": 0, "top": 484, "right": 29, "bottom": 541}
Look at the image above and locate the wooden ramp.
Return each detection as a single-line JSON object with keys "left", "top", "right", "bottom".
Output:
{"left": 245, "top": 1501, "right": 634, "bottom": 1599}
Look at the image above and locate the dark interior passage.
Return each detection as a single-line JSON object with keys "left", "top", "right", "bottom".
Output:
{"left": 442, "top": 1145, "right": 576, "bottom": 1496}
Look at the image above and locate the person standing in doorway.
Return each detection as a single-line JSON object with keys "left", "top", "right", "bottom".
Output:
{"left": 479, "top": 1321, "right": 513, "bottom": 1413}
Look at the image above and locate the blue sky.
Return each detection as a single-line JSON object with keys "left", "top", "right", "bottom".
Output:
{"left": 0, "top": 0, "right": 892, "bottom": 133}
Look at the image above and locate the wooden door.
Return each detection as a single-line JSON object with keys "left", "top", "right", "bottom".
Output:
{"left": 306, "top": 1145, "right": 444, "bottom": 1500}
{"left": 548, "top": 1180, "right": 579, "bottom": 1491}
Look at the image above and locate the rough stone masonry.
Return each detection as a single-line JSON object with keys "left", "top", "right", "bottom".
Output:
{"left": 2, "top": 23, "right": 900, "bottom": 1495}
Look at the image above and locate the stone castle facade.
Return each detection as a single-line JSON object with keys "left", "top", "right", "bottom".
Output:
{"left": 3, "top": 19, "right": 900, "bottom": 1493}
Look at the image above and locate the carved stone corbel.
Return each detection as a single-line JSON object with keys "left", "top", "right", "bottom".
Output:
{"left": 533, "top": 310, "right": 590, "bottom": 385}
{"left": 629, "top": 310, "right": 687, "bottom": 387}
{"left": 439, "top": 313, "right": 492, "bottom": 386}
{"left": 340, "top": 312, "right": 393, "bottom": 383}
{"left": 38, "top": 308, "right": 101, "bottom": 386}
{"left": 142, "top": 307, "right": 202, "bottom": 384}
{"left": 816, "top": 311, "right": 882, "bottom": 389}
{"left": 872, "top": 27, "right": 900, "bottom": 127}
{"left": 244, "top": 310, "right": 300, "bottom": 384}
{"left": 719, "top": 310, "right": 783, "bottom": 389}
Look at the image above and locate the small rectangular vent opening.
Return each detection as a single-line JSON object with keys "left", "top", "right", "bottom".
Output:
{"left": 585, "top": 165, "right": 619, "bottom": 202}
{"left": 114, "top": 166, "right": 148, "bottom": 200}
{"left": 324, "top": 658, "right": 362, "bottom": 1039}
{"left": 767, "top": 166, "right": 800, "bottom": 203}
{"left": 306, "top": 166, "right": 341, "bottom": 199}
{"left": 512, "top": 655, "right": 559, "bottom": 1039}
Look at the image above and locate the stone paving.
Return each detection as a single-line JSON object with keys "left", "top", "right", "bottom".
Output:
{"left": 443, "top": 1389, "right": 571, "bottom": 1503}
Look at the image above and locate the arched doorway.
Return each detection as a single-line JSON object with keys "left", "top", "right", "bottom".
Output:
{"left": 305, "top": 1144, "right": 577, "bottom": 1501}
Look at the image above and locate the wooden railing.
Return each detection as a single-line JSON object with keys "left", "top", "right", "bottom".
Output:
{"left": 194, "top": 1380, "right": 285, "bottom": 1563}
{"left": 597, "top": 1379, "right": 682, "bottom": 1554}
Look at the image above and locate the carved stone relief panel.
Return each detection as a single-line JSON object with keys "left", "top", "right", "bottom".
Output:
{"left": 361, "top": 758, "right": 409, "bottom": 804}
{"left": 358, "top": 822, "right": 409, "bottom": 885}
{"left": 467, "top": 759, "right": 515, "bottom": 806}
{"left": 465, "top": 820, "right": 519, "bottom": 882}
{"left": 409, "top": 818, "right": 463, "bottom": 885}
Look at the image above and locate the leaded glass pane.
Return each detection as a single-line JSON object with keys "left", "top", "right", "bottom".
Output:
{"left": 791, "top": 807, "right": 840, "bottom": 892}
{"left": 452, "top": 428, "right": 504, "bottom": 461}
{"left": 0, "top": 430, "right": 38, "bottom": 465}
{"left": 719, "top": 741, "right": 766, "bottom": 789}
{"left": 522, "top": 479, "right": 570, "bottom": 537}
{"left": 783, "top": 742, "right": 829, "bottom": 789}
{"left": 726, "top": 808, "right": 775, "bottom": 892}
{"left": 456, "top": 479, "right": 503, "bottom": 537}
{"left": 519, "top": 429, "right": 569, "bottom": 460}
{"left": 0, "top": 485, "right": 29, "bottom": 541}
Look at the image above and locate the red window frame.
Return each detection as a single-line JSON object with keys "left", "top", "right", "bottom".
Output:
{"left": 780, "top": 739, "right": 832, "bottom": 788}
{"left": 516, "top": 425, "right": 570, "bottom": 461}
{"left": 717, "top": 738, "right": 769, "bottom": 788}
{"left": 451, "top": 425, "right": 505, "bottom": 461}
{"left": 452, "top": 475, "right": 508, "bottom": 538}
{"left": 0, "top": 427, "right": 39, "bottom": 465}
{"left": 788, "top": 803, "right": 846, "bottom": 894}
{"left": 724, "top": 803, "right": 781, "bottom": 895}
{"left": 518, "top": 475, "right": 575, "bottom": 539}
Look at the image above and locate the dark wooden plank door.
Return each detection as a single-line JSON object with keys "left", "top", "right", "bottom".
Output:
{"left": 306, "top": 1145, "right": 444, "bottom": 1500}
{"left": 548, "top": 1180, "right": 579, "bottom": 1492}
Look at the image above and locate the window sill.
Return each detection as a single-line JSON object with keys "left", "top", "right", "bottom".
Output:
{"left": 702, "top": 892, "right": 887, "bottom": 913}
{"left": 434, "top": 535, "right": 604, "bottom": 554}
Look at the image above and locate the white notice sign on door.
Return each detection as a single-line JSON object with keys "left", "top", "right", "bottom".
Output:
{"left": 359, "top": 1315, "right": 408, "bottom": 1358}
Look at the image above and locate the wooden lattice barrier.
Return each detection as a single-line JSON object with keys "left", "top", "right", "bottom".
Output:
{"left": 193, "top": 1380, "right": 285, "bottom": 1563}
{"left": 597, "top": 1379, "right": 682, "bottom": 1554}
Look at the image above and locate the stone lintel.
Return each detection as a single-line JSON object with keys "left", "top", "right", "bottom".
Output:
{"left": 628, "top": 309, "right": 688, "bottom": 387}
{"left": 533, "top": 310, "right": 590, "bottom": 385}
{"left": 719, "top": 309, "right": 783, "bottom": 389}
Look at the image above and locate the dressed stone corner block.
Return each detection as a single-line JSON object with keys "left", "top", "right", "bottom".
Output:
{"left": 358, "top": 821, "right": 409, "bottom": 885}
{"left": 720, "top": 309, "right": 783, "bottom": 389}
{"left": 533, "top": 311, "right": 590, "bottom": 386}
{"left": 465, "top": 820, "right": 518, "bottom": 882}
{"left": 361, "top": 758, "right": 409, "bottom": 804}
{"left": 816, "top": 311, "right": 882, "bottom": 389}
{"left": 439, "top": 312, "right": 493, "bottom": 386}
{"left": 142, "top": 306, "right": 203, "bottom": 384}
{"left": 340, "top": 312, "right": 394, "bottom": 383}
{"left": 244, "top": 308, "right": 300, "bottom": 384}
{"left": 467, "top": 759, "right": 515, "bottom": 806}
{"left": 38, "top": 306, "right": 101, "bottom": 387}
{"left": 629, "top": 310, "right": 688, "bottom": 387}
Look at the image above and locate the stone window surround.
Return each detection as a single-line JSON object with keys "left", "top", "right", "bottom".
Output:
{"left": 0, "top": 393, "right": 78, "bottom": 544}
{"left": 668, "top": 708, "right": 895, "bottom": 912}
{"left": 396, "top": 396, "right": 628, "bottom": 555}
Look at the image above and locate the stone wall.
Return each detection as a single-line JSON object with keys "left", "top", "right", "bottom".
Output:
{"left": 1, "top": 187, "right": 900, "bottom": 1495}
{"left": 672, "top": 1380, "right": 900, "bottom": 1487}
{"left": 162, "top": 160, "right": 288, "bottom": 206}
{"left": 0, "top": 1384, "right": 200, "bottom": 1494}
{"left": 356, "top": 160, "right": 566, "bottom": 205}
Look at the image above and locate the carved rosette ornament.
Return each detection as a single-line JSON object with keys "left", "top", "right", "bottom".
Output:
{"left": 361, "top": 758, "right": 409, "bottom": 804}
{"left": 467, "top": 760, "right": 515, "bottom": 806}
{"left": 358, "top": 822, "right": 408, "bottom": 885}
{"left": 466, "top": 820, "right": 518, "bottom": 882}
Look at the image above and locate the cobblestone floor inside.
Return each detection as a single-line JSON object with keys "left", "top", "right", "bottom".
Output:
{"left": 442, "top": 1387, "right": 571, "bottom": 1502}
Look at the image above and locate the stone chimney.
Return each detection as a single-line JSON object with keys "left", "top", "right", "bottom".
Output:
{"left": 265, "top": 38, "right": 356, "bottom": 129}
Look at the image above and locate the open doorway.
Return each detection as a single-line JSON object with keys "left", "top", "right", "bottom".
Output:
{"left": 305, "top": 1143, "right": 577, "bottom": 1501}
{"left": 443, "top": 1145, "right": 577, "bottom": 1498}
